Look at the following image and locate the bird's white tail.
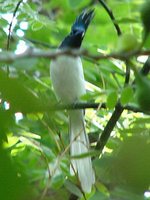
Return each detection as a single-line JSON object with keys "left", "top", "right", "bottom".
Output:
{"left": 69, "top": 110, "right": 95, "bottom": 193}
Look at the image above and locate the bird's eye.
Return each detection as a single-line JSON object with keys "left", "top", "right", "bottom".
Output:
{"left": 81, "top": 32, "right": 85, "bottom": 37}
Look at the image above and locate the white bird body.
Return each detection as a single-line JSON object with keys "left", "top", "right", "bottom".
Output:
{"left": 50, "top": 9, "right": 95, "bottom": 193}
{"left": 50, "top": 56, "right": 86, "bottom": 104}
{"left": 50, "top": 55, "right": 95, "bottom": 193}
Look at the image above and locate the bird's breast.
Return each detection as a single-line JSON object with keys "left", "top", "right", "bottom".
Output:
{"left": 50, "top": 55, "right": 86, "bottom": 103}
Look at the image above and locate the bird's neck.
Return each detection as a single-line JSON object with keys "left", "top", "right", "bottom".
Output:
{"left": 59, "top": 35, "right": 83, "bottom": 49}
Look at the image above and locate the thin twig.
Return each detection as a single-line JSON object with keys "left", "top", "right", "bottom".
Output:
{"left": 39, "top": 149, "right": 51, "bottom": 200}
{"left": 7, "top": 0, "right": 23, "bottom": 50}
{"left": 98, "top": 0, "right": 131, "bottom": 85}
{"left": 97, "top": 0, "right": 122, "bottom": 36}
{"left": 6, "top": 0, "right": 23, "bottom": 75}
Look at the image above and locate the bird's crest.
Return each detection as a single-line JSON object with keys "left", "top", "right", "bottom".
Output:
{"left": 71, "top": 9, "right": 95, "bottom": 34}
{"left": 59, "top": 9, "right": 94, "bottom": 49}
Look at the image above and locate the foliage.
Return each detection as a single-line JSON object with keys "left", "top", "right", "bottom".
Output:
{"left": 0, "top": 0, "right": 150, "bottom": 200}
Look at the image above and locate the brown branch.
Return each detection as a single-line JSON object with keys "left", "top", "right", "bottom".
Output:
{"left": 4, "top": 101, "right": 149, "bottom": 115}
{"left": 16, "top": 102, "right": 149, "bottom": 114}
{"left": 1, "top": 48, "right": 150, "bottom": 63}
{"left": 50, "top": 102, "right": 149, "bottom": 114}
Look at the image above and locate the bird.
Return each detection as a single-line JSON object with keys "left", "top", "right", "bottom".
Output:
{"left": 50, "top": 9, "right": 95, "bottom": 193}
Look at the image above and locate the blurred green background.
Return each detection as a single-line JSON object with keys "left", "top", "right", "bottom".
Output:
{"left": 0, "top": 0, "right": 150, "bottom": 199}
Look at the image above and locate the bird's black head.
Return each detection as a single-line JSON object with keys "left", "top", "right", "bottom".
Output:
{"left": 59, "top": 9, "right": 94, "bottom": 49}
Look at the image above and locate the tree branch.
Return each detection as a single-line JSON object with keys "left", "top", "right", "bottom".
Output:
{"left": 54, "top": 102, "right": 147, "bottom": 113}
{"left": 33, "top": 102, "right": 149, "bottom": 114}
{"left": 4, "top": 101, "right": 149, "bottom": 115}
{"left": 95, "top": 53, "right": 150, "bottom": 153}
{"left": 95, "top": 103, "right": 123, "bottom": 151}
{"left": 1, "top": 48, "right": 150, "bottom": 63}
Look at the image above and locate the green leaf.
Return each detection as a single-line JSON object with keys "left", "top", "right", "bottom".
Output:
{"left": 51, "top": 174, "right": 64, "bottom": 189}
{"left": 89, "top": 191, "right": 109, "bottom": 200}
{"left": 0, "top": 70, "right": 44, "bottom": 113}
{"left": 106, "top": 91, "right": 118, "bottom": 109}
{"left": 19, "top": 136, "right": 42, "bottom": 151}
{"left": 120, "top": 86, "right": 133, "bottom": 105}
{"left": 111, "top": 187, "right": 146, "bottom": 200}
{"left": 20, "top": 3, "right": 36, "bottom": 18}
{"left": 117, "top": 33, "right": 139, "bottom": 53}
{"left": 0, "top": 108, "right": 15, "bottom": 142}
{"left": 114, "top": 136, "right": 150, "bottom": 193}
{"left": 0, "top": 146, "right": 28, "bottom": 200}
{"left": 31, "top": 20, "right": 44, "bottom": 31}
{"left": 64, "top": 180, "right": 82, "bottom": 198}
{"left": 135, "top": 74, "right": 150, "bottom": 111}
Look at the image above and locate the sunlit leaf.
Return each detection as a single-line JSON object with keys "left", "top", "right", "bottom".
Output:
{"left": 106, "top": 91, "right": 118, "bottom": 109}
{"left": 120, "top": 86, "right": 134, "bottom": 105}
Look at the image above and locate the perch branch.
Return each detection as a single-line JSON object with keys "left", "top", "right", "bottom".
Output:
{"left": 1, "top": 48, "right": 150, "bottom": 63}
